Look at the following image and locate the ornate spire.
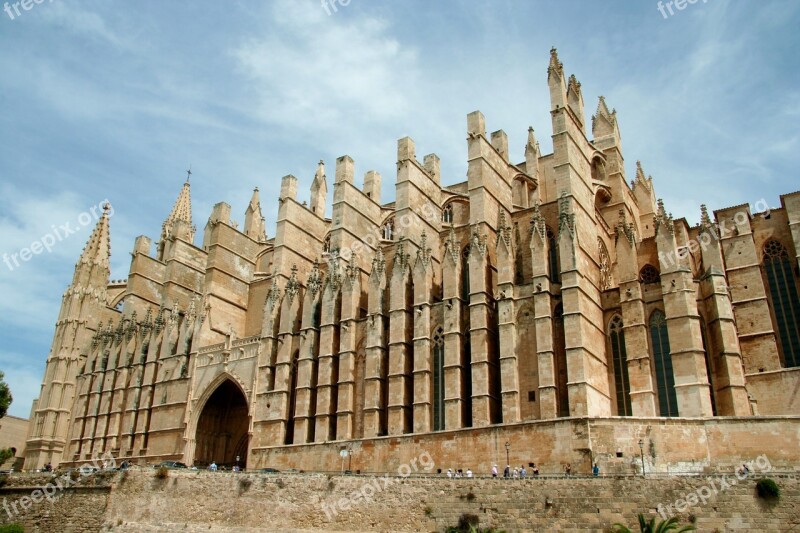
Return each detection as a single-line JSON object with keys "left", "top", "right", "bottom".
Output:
{"left": 310, "top": 160, "right": 328, "bottom": 217}
{"left": 165, "top": 180, "right": 192, "bottom": 228}
{"left": 592, "top": 96, "right": 618, "bottom": 135}
{"left": 285, "top": 264, "right": 300, "bottom": 303}
{"left": 444, "top": 226, "right": 460, "bottom": 265}
{"left": 244, "top": 187, "right": 267, "bottom": 242}
{"left": 654, "top": 198, "right": 674, "bottom": 236}
{"left": 547, "top": 47, "right": 563, "bottom": 79}
{"left": 76, "top": 203, "right": 112, "bottom": 272}
{"left": 371, "top": 247, "right": 386, "bottom": 277}
{"left": 530, "top": 201, "right": 547, "bottom": 242}
{"left": 567, "top": 74, "right": 582, "bottom": 97}
{"left": 615, "top": 209, "right": 636, "bottom": 247}
{"left": 307, "top": 260, "right": 323, "bottom": 296}
{"left": 161, "top": 179, "right": 195, "bottom": 244}
{"left": 632, "top": 161, "right": 652, "bottom": 191}
{"left": 497, "top": 211, "right": 512, "bottom": 248}
{"left": 415, "top": 230, "right": 432, "bottom": 268}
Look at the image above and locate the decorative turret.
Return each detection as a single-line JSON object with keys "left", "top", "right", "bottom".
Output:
{"left": 244, "top": 187, "right": 267, "bottom": 242}
{"left": 309, "top": 160, "right": 327, "bottom": 217}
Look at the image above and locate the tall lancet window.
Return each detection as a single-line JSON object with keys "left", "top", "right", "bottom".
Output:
{"left": 382, "top": 219, "right": 395, "bottom": 241}
{"left": 547, "top": 228, "right": 560, "bottom": 283}
{"left": 649, "top": 310, "right": 678, "bottom": 417}
{"left": 763, "top": 240, "right": 800, "bottom": 368}
{"left": 433, "top": 327, "right": 445, "bottom": 431}
{"left": 442, "top": 203, "right": 454, "bottom": 224}
{"left": 609, "top": 315, "right": 632, "bottom": 416}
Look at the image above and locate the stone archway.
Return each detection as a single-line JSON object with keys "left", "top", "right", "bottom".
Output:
{"left": 194, "top": 379, "right": 249, "bottom": 469}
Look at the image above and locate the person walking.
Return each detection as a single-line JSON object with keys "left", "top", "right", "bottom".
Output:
{"left": 592, "top": 463, "right": 599, "bottom": 477}
{"left": 520, "top": 465, "right": 527, "bottom": 478}
{"left": 209, "top": 461, "right": 217, "bottom": 472}
{"left": 564, "top": 463, "right": 572, "bottom": 477}
{"left": 491, "top": 464, "right": 498, "bottom": 478}
{"left": 447, "top": 468, "right": 453, "bottom": 478}
{"left": 466, "top": 468, "right": 473, "bottom": 478}
{"left": 503, "top": 464, "right": 510, "bottom": 478}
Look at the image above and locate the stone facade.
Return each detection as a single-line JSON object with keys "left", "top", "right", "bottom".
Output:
{"left": 23, "top": 49, "right": 800, "bottom": 473}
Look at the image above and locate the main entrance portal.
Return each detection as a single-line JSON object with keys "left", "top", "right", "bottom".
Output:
{"left": 194, "top": 380, "right": 249, "bottom": 468}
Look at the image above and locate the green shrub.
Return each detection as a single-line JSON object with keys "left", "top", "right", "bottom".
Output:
{"left": 756, "top": 478, "right": 780, "bottom": 499}
{"left": 612, "top": 514, "right": 695, "bottom": 532}
{"left": 0, "top": 524, "right": 25, "bottom": 533}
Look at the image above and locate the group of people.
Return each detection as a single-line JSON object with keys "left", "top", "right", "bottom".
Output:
{"left": 445, "top": 468, "right": 473, "bottom": 478}
{"left": 491, "top": 463, "right": 540, "bottom": 478}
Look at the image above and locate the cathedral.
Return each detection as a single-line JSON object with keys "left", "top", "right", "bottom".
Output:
{"left": 24, "top": 49, "right": 800, "bottom": 474}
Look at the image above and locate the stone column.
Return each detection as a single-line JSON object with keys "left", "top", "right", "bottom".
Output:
{"left": 497, "top": 213, "right": 520, "bottom": 423}
{"left": 615, "top": 212, "right": 657, "bottom": 416}
{"left": 697, "top": 206, "right": 750, "bottom": 415}
{"left": 336, "top": 265, "right": 361, "bottom": 440}
{"left": 442, "top": 229, "right": 467, "bottom": 429}
{"left": 468, "top": 230, "right": 498, "bottom": 426}
{"left": 412, "top": 236, "right": 434, "bottom": 433}
{"left": 363, "top": 251, "right": 388, "bottom": 437}
{"left": 531, "top": 206, "right": 558, "bottom": 419}
{"left": 293, "top": 263, "right": 323, "bottom": 443}
{"left": 388, "top": 241, "right": 413, "bottom": 435}
{"left": 655, "top": 202, "right": 713, "bottom": 417}
{"left": 314, "top": 260, "right": 342, "bottom": 442}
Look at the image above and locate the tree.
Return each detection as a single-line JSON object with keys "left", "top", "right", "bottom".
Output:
{"left": 0, "top": 371, "right": 11, "bottom": 419}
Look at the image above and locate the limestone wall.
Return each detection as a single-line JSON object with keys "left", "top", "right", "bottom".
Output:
{"left": 2, "top": 469, "right": 799, "bottom": 532}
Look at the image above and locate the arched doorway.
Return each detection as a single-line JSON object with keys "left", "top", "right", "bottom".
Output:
{"left": 194, "top": 379, "right": 249, "bottom": 469}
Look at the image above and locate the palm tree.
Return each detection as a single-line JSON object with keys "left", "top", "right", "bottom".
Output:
{"left": 612, "top": 514, "right": 696, "bottom": 533}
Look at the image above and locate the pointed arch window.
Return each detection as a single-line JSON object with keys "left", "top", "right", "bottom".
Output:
{"left": 763, "top": 240, "right": 800, "bottom": 368}
{"left": 609, "top": 315, "right": 632, "bottom": 416}
{"left": 381, "top": 219, "right": 395, "bottom": 241}
{"left": 442, "top": 204, "right": 454, "bottom": 224}
{"left": 649, "top": 310, "right": 678, "bottom": 417}
{"left": 433, "top": 327, "right": 445, "bottom": 431}
{"left": 547, "top": 228, "right": 560, "bottom": 283}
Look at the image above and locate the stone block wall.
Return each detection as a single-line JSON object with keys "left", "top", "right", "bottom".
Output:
{"left": 3, "top": 469, "right": 798, "bottom": 532}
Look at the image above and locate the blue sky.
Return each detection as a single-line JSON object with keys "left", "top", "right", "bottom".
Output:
{"left": 0, "top": 0, "right": 798, "bottom": 418}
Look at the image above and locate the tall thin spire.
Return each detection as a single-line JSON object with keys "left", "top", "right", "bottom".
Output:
{"left": 73, "top": 202, "right": 112, "bottom": 291}
{"left": 159, "top": 178, "right": 195, "bottom": 253}
{"left": 244, "top": 187, "right": 267, "bottom": 242}
{"left": 165, "top": 179, "right": 193, "bottom": 228}
{"left": 77, "top": 203, "right": 111, "bottom": 271}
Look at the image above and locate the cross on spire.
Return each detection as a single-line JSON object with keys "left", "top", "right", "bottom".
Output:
{"left": 186, "top": 165, "right": 192, "bottom": 183}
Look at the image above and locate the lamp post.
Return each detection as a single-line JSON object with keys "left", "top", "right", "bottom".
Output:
{"left": 348, "top": 445, "right": 353, "bottom": 472}
{"left": 505, "top": 441, "right": 510, "bottom": 467}
{"left": 236, "top": 455, "right": 240, "bottom": 471}
{"left": 638, "top": 439, "right": 645, "bottom": 478}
